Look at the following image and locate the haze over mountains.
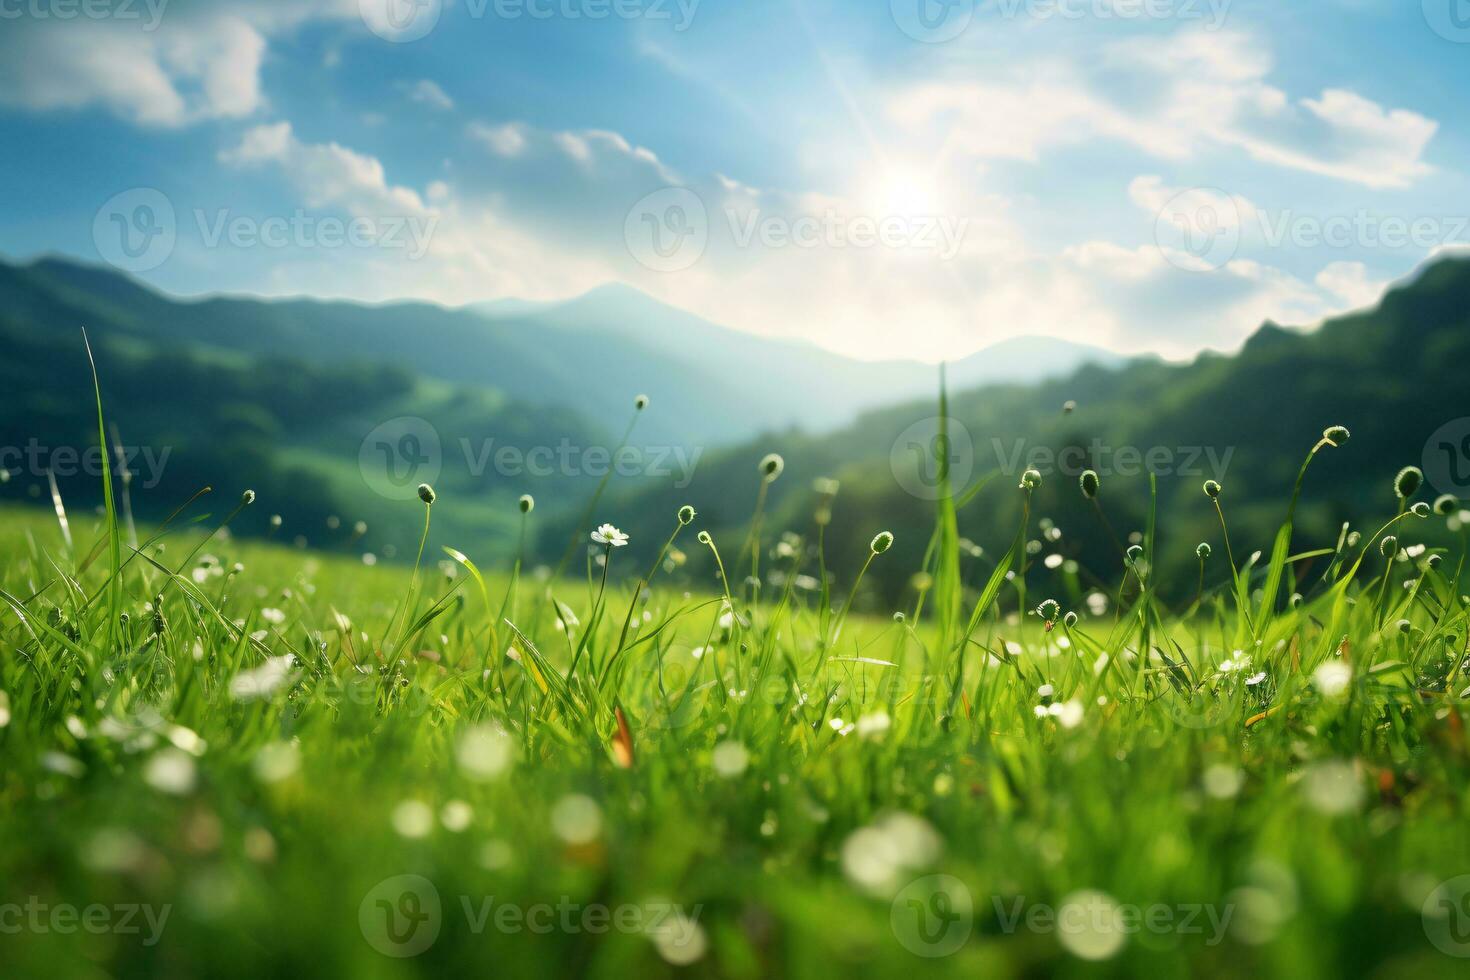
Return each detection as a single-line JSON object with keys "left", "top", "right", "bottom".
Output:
{"left": 4, "top": 250, "right": 1467, "bottom": 598}
{"left": 1, "top": 254, "right": 1120, "bottom": 446}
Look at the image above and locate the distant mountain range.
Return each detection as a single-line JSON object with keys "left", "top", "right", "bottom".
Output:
{"left": 470, "top": 283, "right": 1122, "bottom": 437}
{"left": 0, "top": 255, "right": 1120, "bottom": 446}
{"left": 9, "top": 250, "right": 1463, "bottom": 605}
{"left": 0, "top": 252, "right": 1118, "bottom": 556}
{"left": 547, "top": 255, "right": 1470, "bottom": 603}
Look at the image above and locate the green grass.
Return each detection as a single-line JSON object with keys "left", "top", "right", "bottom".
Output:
{"left": 1, "top": 409, "right": 1469, "bottom": 979}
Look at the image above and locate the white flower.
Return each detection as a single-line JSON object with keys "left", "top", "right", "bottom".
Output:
{"left": 1312, "top": 660, "right": 1352, "bottom": 698}
{"left": 591, "top": 523, "right": 629, "bottom": 547}
{"left": 229, "top": 656, "right": 295, "bottom": 701}
{"left": 1245, "top": 672, "right": 1267, "bottom": 686}
{"left": 1218, "top": 650, "right": 1252, "bottom": 675}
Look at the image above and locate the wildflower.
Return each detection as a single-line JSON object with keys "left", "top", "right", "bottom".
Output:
{"left": 1020, "top": 468, "right": 1043, "bottom": 490}
{"left": 392, "top": 800, "right": 435, "bottom": 839}
{"left": 1380, "top": 535, "right": 1398, "bottom": 559}
{"left": 856, "top": 711, "right": 891, "bottom": 740}
{"left": 1411, "top": 501, "right": 1431, "bottom": 518}
{"left": 240, "top": 489, "right": 256, "bottom": 506}
{"left": 591, "top": 523, "right": 629, "bottom": 547}
{"left": 1197, "top": 542, "right": 1212, "bottom": 560}
{"left": 1204, "top": 480, "right": 1222, "bottom": 498}
{"left": 1322, "top": 425, "right": 1350, "bottom": 447}
{"left": 1394, "top": 466, "right": 1423, "bottom": 500}
{"left": 678, "top": 504, "right": 696, "bottom": 525}
{"left": 1036, "top": 599, "right": 1061, "bottom": 624}
{"left": 759, "top": 453, "right": 784, "bottom": 480}
{"left": 1312, "top": 660, "right": 1352, "bottom": 697}
{"left": 550, "top": 794, "right": 602, "bottom": 845}
{"left": 634, "top": 394, "right": 649, "bottom": 410}
{"left": 1079, "top": 469, "right": 1100, "bottom": 499}
{"left": 144, "top": 748, "right": 197, "bottom": 796}
{"left": 712, "top": 741, "right": 750, "bottom": 778}
{"left": 870, "top": 531, "right": 894, "bottom": 555}
{"left": 417, "top": 483, "right": 436, "bottom": 505}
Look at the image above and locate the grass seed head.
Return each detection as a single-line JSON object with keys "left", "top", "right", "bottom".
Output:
{"left": 1196, "top": 542, "right": 1211, "bottom": 560}
{"left": 1079, "top": 469, "right": 1100, "bottom": 499}
{"left": 1394, "top": 466, "right": 1423, "bottom": 500}
{"left": 1020, "top": 468, "right": 1043, "bottom": 490}
{"left": 1380, "top": 535, "right": 1398, "bottom": 558}
{"left": 760, "top": 453, "right": 784, "bottom": 480}
{"left": 678, "top": 504, "right": 696, "bottom": 526}
{"left": 1036, "top": 598, "right": 1060, "bottom": 623}
{"left": 417, "top": 483, "right": 436, "bottom": 505}
{"left": 241, "top": 489, "right": 256, "bottom": 506}
{"left": 634, "top": 394, "right": 649, "bottom": 410}
{"left": 870, "top": 531, "right": 894, "bottom": 555}
{"left": 1411, "top": 501, "right": 1431, "bottom": 518}
{"left": 1203, "top": 480, "right": 1222, "bottom": 498}
{"left": 1322, "top": 425, "right": 1350, "bottom": 447}
{"left": 1435, "top": 493, "right": 1459, "bottom": 516}
{"left": 518, "top": 494, "right": 534, "bottom": 514}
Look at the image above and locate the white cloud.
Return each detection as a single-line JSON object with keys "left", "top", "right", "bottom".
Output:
{"left": 405, "top": 79, "right": 454, "bottom": 111}
{"left": 888, "top": 29, "right": 1437, "bottom": 190}
{"left": 0, "top": 1, "right": 356, "bottom": 127}
{"left": 220, "top": 122, "right": 430, "bottom": 216}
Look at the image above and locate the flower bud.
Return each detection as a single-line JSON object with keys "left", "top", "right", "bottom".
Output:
{"left": 870, "top": 531, "right": 894, "bottom": 555}
{"left": 1395, "top": 466, "right": 1423, "bottom": 500}
{"left": 1079, "top": 469, "right": 1100, "bottom": 499}
{"left": 418, "top": 483, "right": 436, "bottom": 505}
{"left": 519, "top": 494, "right": 534, "bottom": 514}
{"left": 1203, "top": 480, "right": 1222, "bottom": 498}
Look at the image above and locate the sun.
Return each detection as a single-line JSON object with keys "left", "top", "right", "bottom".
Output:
{"left": 862, "top": 167, "right": 940, "bottom": 217}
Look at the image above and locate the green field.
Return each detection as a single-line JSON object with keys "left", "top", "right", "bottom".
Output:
{"left": 2, "top": 405, "right": 1470, "bottom": 979}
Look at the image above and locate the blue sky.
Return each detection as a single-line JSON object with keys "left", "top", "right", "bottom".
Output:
{"left": 1, "top": 0, "right": 1467, "bottom": 360}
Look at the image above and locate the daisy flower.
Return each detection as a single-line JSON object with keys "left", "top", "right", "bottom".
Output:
{"left": 591, "top": 523, "right": 629, "bottom": 547}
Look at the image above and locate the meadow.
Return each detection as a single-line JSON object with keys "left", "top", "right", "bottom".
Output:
{"left": 2, "top": 375, "right": 1469, "bottom": 980}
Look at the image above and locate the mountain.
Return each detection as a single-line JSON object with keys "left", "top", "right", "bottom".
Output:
{"left": 550, "top": 255, "right": 1470, "bottom": 605}
{"left": 5, "top": 256, "right": 1120, "bottom": 448}
{"left": 471, "top": 282, "right": 1123, "bottom": 434}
